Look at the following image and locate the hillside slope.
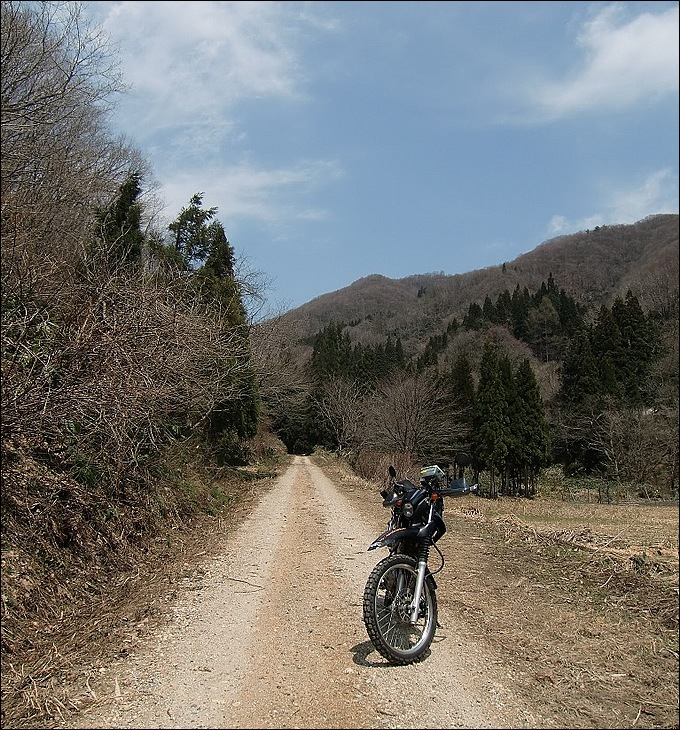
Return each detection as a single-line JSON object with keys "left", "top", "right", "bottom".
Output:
{"left": 276, "top": 214, "right": 678, "bottom": 352}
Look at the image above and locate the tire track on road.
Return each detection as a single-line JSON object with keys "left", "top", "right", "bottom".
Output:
{"left": 228, "top": 457, "right": 384, "bottom": 729}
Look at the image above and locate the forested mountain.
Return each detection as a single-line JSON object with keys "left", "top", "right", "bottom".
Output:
{"left": 259, "top": 214, "right": 678, "bottom": 498}
{"left": 276, "top": 214, "right": 678, "bottom": 363}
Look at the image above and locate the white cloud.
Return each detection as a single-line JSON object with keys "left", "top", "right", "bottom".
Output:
{"left": 99, "top": 0, "right": 312, "bottom": 130}
{"left": 89, "top": 1, "right": 345, "bottom": 232}
{"left": 158, "top": 158, "right": 344, "bottom": 230}
{"left": 547, "top": 213, "right": 605, "bottom": 236}
{"left": 529, "top": 4, "right": 679, "bottom": 118}
{"left": 547, "top": 167, "right": 679, "bottom": 236}
{"left": 606, "top": 167, "right": 679, "bottom": 221}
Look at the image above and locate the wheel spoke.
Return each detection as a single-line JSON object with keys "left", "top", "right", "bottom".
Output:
{"left": 363, "top": 554, "right": 438, "bottom": 664}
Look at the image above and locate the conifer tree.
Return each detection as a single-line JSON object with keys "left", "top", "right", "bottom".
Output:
{"left": 591, "top": 305, "right": 624, "bottom": 378}
{"left": 495, "top": 289, "right": 512, "bottom": 326}
{"left": 93, "top": 171, "right": 145, "bottom": 268}
{"left": 463, "top": 302, "right": 484, "bottom": 330}
{"left": 511, "top": 285, "right": 531, "bottom": 340}
{"left": 394, "top": 338, "right": 406, "bottom": 370}
{"left": 196, "top": 221, "right": 246, "bottom": 326}
{"left": 441, "top": 352, "right": 475, "bottom": 443}
{"left": 168, "top": 192, "right": 218, "bottom": 267}
{"left": 558, "top": 328, "right": 603, "bottom": 408}
{"left": 379, "top": 339, "right": 394, "bottom": 377}
{"left": 448, "top": 353, "right": 475, "bottom": 411}
{"left": 513, "top": 358, "right": 551, "bottom": 495}
{"left": 483, "top": 295, "right": 497, "bottom": 324}
{"left": 472, "top": 342, "right": 511, "bottom": 497}
{"left": 166, "top": 196, "right": 258, "bottom": 463}
{"left": 528, "top": 296, "right": 560, "bottom": 363}
{"left": 612, "top": 291, "right": 656, "bottom": 404}
{"left": 310, "top": 321, "right": 352, "bottom": 379}
{"left": 498, "top": 350, "right": 518, "bottom": 494}
{"left": 556, "top": 289, "right": 582, "bottom": 334}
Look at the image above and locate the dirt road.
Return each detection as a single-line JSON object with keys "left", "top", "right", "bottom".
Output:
{"left": 62, "top": 455, "right": 543, "bottom": 729}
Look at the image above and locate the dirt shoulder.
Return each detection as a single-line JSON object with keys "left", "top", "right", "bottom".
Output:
{"left": 6, "top": 453, "right": 677, "bottom": 730}
{"left": 311, "top": 454, "right": 679, "bottom": 730}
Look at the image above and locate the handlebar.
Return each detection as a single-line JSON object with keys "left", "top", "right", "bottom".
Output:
{"left": 439, "top": 479, "right": 479, "bottom": 497}
{"left": 383, "top": 473, "right": 478, "bottom": 504}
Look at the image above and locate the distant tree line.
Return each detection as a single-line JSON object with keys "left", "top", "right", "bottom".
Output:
{"left": 270, "top": 272, "right": 677, "bottom": 499}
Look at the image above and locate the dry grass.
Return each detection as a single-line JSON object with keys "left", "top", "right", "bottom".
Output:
{"left": 316, "top": 451, "right": 679, "bottom": 729}
{"left": 0, "top": 441, "right": 290, "bottom": 730}
{"left": 439, "top": 496, "right": 679, "bottom": 729}
{"left": 467, "top": 496, "right": 679, "bottom": 571}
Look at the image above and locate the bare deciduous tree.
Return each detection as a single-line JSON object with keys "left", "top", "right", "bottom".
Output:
{"left": 248, "top": 314, "right": 312, "bottom": 422}
{"left": 2, "top": 0, "right": 143, "bottom": 301}
{"left": 1, "top": 269, "right": 255, "bottom": 485}
{"left": 315, "top": 376, "right": 367, "bottom": 455}
{"left": 361, "top": 370, "right": 466, "bottom": 461}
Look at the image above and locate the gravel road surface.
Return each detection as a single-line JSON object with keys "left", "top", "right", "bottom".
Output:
{"left": 63, "top": 455, "right": 543, "bottom": 729}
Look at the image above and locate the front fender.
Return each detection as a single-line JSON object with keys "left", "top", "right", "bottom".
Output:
{"left": 367, "top": 526, "right": 419, "bottom": 551}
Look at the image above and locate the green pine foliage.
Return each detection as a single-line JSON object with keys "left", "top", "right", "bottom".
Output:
{"left": 558, "top": 291, "right": 660, "bottom": 410}
{"left": 470, "top": 346, "right": 551, "bottom": 497}
{"left": 444, "top": 352, "right": 475, "bottom": 413}
{"left": 463, "top": 301, "right": 484, "bottom": 330}
{"left": 472, "top": 342, "right": 511, "bottom": 497}
{"left": 193, "top": 221, "right": 247, "bottom": 326}
{"left": 168, "top": 192, "right": 219, "bottom": 266}
{"left": 309, "top": 321, "right": 406, "bottom": 382}
{"left": 559, "top": 329, "right": 604, "bottom": 408}
{"left": 553, "top": 289, "right": 667, "bottom": 477}
{"left": 511, "top": 284, "right": 532, "bottom": 340}
{"left": 309, "top": 321, "right": 353, "bottom": 379}
{"left": 416, "top": 331, "right": 449, "bottom": 371}
{"left": 511, "top": 358, "right": 551, "bottom": 496}
{"left": 91, "top": 172, "right": 145, "bottom": 269}
{"left": 459, "top": 274, "right": 585, "bottom": 363}
{"left": 611, "top": 291, "right": 658, "bottom": 405}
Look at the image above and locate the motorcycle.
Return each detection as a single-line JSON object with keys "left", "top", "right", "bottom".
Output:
{"left": 362, "top": 452, "right": 478, "bottom": 664}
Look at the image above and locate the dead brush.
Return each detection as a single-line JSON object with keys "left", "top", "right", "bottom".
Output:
{"left": 0, "top": 441, "right": 275, "bottom": 729}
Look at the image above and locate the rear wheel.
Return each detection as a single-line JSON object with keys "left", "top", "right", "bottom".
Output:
{"left": 362, "top": 553, "right": 437, "bottom": 664}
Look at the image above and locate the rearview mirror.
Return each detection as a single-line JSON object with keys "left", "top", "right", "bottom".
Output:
{"left": 454, "top": 452, "right": 471, "bottom": 467}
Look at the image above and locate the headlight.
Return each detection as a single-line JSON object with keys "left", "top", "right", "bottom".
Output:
{"left": 402, "top": 502, "right": 414, "bottom": 518}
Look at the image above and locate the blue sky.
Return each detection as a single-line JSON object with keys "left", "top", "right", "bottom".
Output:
{"left": 84, "top": 1, "right": 679, "bottom": 316}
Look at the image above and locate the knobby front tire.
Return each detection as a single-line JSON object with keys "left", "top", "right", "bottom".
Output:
{"left": 362, "top": 553, "right": 438, "bottom": 664}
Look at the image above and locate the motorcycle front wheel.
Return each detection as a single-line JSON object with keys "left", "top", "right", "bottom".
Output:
{"left": 362, "top": 553, "right": 438, "bottom": 664}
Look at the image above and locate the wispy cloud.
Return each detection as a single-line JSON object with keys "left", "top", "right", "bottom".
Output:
{"left": 606, "top": 167, "right": 679, "bottom": 221}
{"left": 103, "top": 1, "right": 309, "bottom": 117}
{"left": 96, "top": 1, "right": 341, "bottom": 228}
{"left": 159, "top": 159, "right": 344, "bottom": 228}
{"left": 526, "top": 4, "right": 678, "bottom": 120}
{"left": 547, "top": 167, "right": 679, "bottom": 235}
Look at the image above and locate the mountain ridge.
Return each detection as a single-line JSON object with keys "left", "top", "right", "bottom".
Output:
{"left": 276, "top": 214, "right": 678, "bottom": 351}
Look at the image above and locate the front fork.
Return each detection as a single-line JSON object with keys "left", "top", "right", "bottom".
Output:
{"left": 410, "top": 540, "right": 431, "bottom": 624}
